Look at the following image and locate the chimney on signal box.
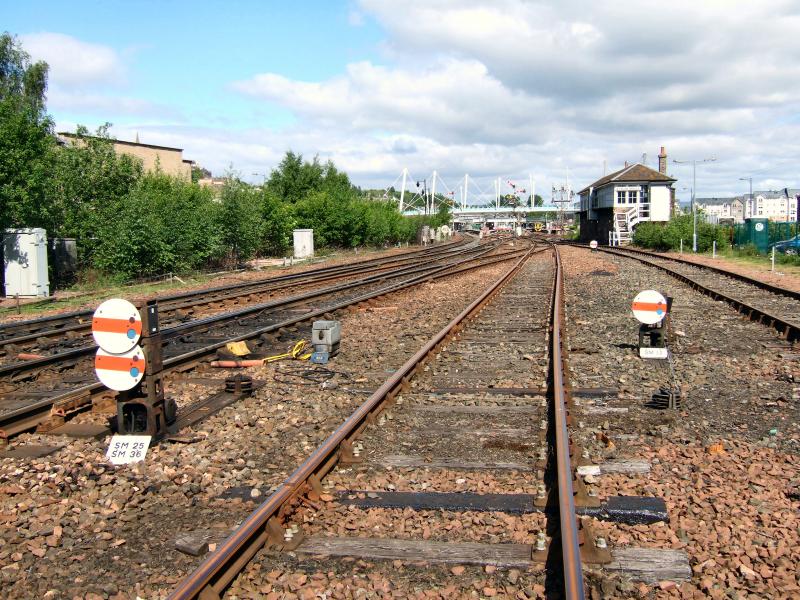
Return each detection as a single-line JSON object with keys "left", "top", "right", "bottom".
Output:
{"left": 658, "top": 146, "right": 667, "bottom": 174}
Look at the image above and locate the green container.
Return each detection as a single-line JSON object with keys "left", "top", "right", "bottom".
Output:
{"left": 745, "top": 218, "right": 769, "bottom": 254}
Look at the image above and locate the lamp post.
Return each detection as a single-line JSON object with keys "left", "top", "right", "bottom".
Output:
{"left": 739, "top": 176, "right": 753, "bottom": 219}
{"left": 673, "top": 157, "right": 717, "bottom": 252}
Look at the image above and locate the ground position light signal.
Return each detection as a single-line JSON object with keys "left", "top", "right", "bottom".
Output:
{"left": 92, "top": 298, "right": 146, "bottom": 391}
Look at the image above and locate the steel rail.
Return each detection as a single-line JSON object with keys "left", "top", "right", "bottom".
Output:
{"left": 548, "top": 243, "right": 586, "bottom": 599}
{"left": 591, "top": 245, "right": 800, "bottom": 301}
{"left": 0, "top": 238, "right": 474, "bottom": 345}
{"left": 167, "top": 245, "right": 538, "bottom": 600}
{"left": 0, "top": 242, "right": 500, "bottom": 379}
{"left": 0, "top": 244, "right": 534, "bottom": 440}
{"left": 0, "top": 251, "right": 462, "bottom": 348}
{"left": 587, "top": 245, "right": 800, "bottom": 343}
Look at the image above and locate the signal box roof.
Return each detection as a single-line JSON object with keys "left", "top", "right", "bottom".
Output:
{"left": 578, "top": 163, "right": 675, "bottom": 195}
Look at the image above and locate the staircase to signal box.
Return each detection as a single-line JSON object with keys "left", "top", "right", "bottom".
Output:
{"left": 610, "top": 204, "right": 649, "bottom": 246}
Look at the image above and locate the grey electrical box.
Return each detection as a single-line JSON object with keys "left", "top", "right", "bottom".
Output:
{"left": 3, "top": 228, "right": 50, "bottom": 298}
{"left": 312, "top": 320, "right": 341, "bottom": 355}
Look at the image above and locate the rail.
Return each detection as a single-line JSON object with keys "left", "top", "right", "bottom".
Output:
{"left": 168, "top": 242, "right": 586, "bottom": 599}
{"left": 587, "top": 244, "right": 800, "bottom": 343}
{"left": 549, "top": 243, "right": 586, "bottom": 599}
{"left": 0, "top": 243, "right": 535, "bottom": 440}
{"left": 167, "top": 246, "right": 537, "bottom": 600}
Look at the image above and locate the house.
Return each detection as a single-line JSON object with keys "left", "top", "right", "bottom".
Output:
{"left": 742, "top": 190, "right": 799, "bottom": 222}
{"left": 577, "top": 146, "right": 676, "bottom": 244}
{"left": 58, "top": 132, "right": 194, "bottom": 181}
{"left": 695, "top": 197, "right": 744, "bottom": 224}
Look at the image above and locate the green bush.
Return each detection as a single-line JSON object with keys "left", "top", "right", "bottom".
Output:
{"left": 632, "top": 221, "right": 667, "bottom": 250}
{"left": 218, "top": 178, "right": 263, "bottom": 264}
{"left": 260, "top": 189, "right": 294, "bottom": 256}
{"left": 633, "top": 214, "right": 730, "bottom": 253}
{"left": 776, "top": 252, "right": 800, "bottom": 266}
{"left": 91, "top": 173, "right": 222, "bottom": 280}
{"left": 49, "top": 125, "right": 143, "bottom": 266}
{"left": 737, "top": 243, "right": 760, "bottom": 257}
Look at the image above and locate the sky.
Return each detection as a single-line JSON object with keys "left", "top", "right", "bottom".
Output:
{"left": 3, "top": 0, "right": 800, "bottom": 205}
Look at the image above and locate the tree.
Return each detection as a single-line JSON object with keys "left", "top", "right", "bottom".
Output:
{"left": 49, "top": 124, "right": 143, "bottom": 261}
{"left": 293, "top": 189, "right": 356, "bottom": 247}
{"left": 191, "top": 165, "right": 211, "bottom": 183}
{"left": 266, "top": 151, "right": 325, "bottom": 203}
{"left": 92, "top": 172, "right": 221, "bottom": 280}
{"left": 217, "top": 177, "right": 263, "bottom": 264}
{"left": 259, "top": 189, "right": 294, "bottom": 256}
{"left": 0, "top": 32, "right": 55, "bottom": 230}
{"left": 533, "top": 194, "right": 544, "bottom": 207}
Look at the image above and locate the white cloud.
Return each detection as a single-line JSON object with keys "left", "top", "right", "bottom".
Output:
{"left": 48, "top": 89, "right": 175, "bottom": 119}
{"left": 19, "top": 32, "right": 173, "bottom": 119}
{"left": 20, "top": 32, "right": 124, "bottom": 88}
{"left": 228, "top": 0, "right": 800, "bottom": 196}
{"left": 50, "top": 3, "right": 800, "bottom": 200}
{"left": 233, "top": 59, "right": 554, "bottom": 145}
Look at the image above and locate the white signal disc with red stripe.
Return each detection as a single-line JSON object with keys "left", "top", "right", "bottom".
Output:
{"left": 92, "top": 298, "right": 142, "bottom": 354}
{"left": 95, "top": 346, "right": 146, "bottom": 391}
{"left": 631, "top": 290, "right": 668, "bottom": 324}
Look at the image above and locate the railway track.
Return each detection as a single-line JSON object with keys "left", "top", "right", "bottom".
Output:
{"left": 167, "top": 243, "right": 666, "bottom": 600}
{"left": 0, "top": 237, "right": 473, "bottom": 360}
{"left": 4, "top": 237, "right": 724, "bottom": 598}
{"left": 0, "top": 238, "right": 530, "bottom": 441}
{"left": 586, "top": 245, "right": 800, "bottom": 343}
{"left": 0, "top": 239, "right": 498, "bottom": 383}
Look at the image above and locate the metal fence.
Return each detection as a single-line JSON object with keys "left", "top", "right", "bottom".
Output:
{"left": 733, "top": 221, "right": 799, "bottom": 252}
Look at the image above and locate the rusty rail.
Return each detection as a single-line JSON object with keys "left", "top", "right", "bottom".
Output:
{"left": 0, "top": 236, "right": 472, "bottom": 345}
{"left": 0, "top": 243, "right": 534, "bottom": 441}
{"left": 594, "top": 244, "right": 800, "bottom": 301}
{"left": 590, "top": 245, "right": 800, "bottom": 343}
{"left": 0, "top": 241, "right": 500, "bottom": 380}
{"left": 167, "top": 246, "right": 537, "bottom": 600}
{"left": 548, "top": 244, "right": 586, "bottom": 599}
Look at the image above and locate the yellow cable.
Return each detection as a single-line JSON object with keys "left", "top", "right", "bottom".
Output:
{"left": 262, "top": 340, "right": 312, "bottom": 364}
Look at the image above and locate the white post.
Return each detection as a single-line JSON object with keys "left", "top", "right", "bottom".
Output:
{"left": 680, "top": 239, "right": 683, "bottom": 254}
{"left": 771, "top": 246, "right": 775, "bottom": 271}
{"left": 713, "top": 240, "right": 716, "bottom": 258}
{"left": 529, "top": 174, "right": 535, "bottom": 208}
{"left": 464, "top": 174, "right": 469, "bottom": 209}
{"left": 496, "top": 177, "right": 501, "bottom": 209}
{"left": 431, "top": 170, "right": 437, "bottom": 215}
{"left": 399, "top": 168, "right": 407, "bottom": 213}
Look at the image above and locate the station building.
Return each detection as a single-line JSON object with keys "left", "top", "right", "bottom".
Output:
{"left": 577, "top": 147, "right": 676, "bottom": 244}
{"left": 58, "top": 132, "right": 194, "bottom": 181}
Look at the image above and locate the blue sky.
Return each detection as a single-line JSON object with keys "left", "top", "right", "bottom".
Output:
{"left": 4, "top": 1, "right": 382, "bottom": 128}
{"left": 3, "top": 1, "right": 800, "bottom": 202}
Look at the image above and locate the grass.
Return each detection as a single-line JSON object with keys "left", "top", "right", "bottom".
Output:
{"left": 670, "top": 245, "right": 800, "bottom": 277}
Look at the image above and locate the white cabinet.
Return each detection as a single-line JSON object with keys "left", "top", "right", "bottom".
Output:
{"left": 3, "top": 228, "right": 50, "bottom": 297}
{"left": 293, "top": 229, "right": 314, "bottom": 259}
